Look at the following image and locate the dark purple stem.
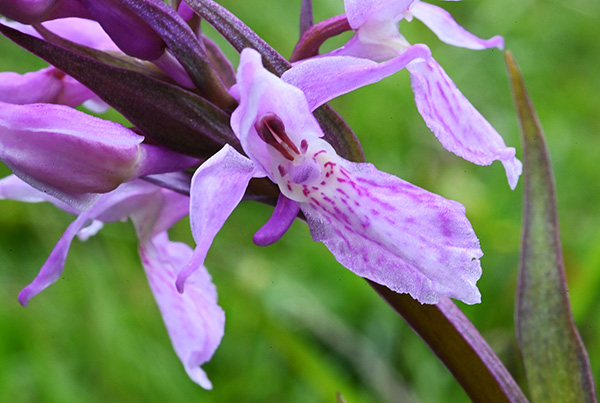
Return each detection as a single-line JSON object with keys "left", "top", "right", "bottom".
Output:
{"left": 370, "top": 282, "right": 529, "bottom": 403}
{"left": 299, "top": 0, "right": 314, "bottom": 38}
{"left": 291, "top": 14, "right": 351, "bottom": 62}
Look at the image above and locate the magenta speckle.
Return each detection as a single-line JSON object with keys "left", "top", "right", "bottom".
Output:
{"left": 313, "top": 150, "right": 326, "bottom": 158}
{"left": 278, "top": 164, "right": 287, "bottom": 177}
{"left": 336, "top": 188, "right": 349, "bottom": 199}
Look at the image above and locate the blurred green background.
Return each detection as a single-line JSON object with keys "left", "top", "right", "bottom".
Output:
{"left": 1, "top": 0, "right": 599, "bottom": 401}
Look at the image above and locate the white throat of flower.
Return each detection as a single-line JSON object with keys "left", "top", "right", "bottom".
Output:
{"left": 254, "top": 113, "right": 341, "bottom": 203}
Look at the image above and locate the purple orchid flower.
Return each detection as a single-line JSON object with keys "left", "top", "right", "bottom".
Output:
{"left": 0, "top": 0, "right": 161, "bottom": 59}
{"left": 0, "top": 17, "right": 118, "bottom": 110}
{"left": 177, "top": 48, "right": 482, "bottom": 305}
{"left": 0, "top": 100, "right": 197, "bottom": 208}
{"left": 285, "top": 0, "right": 522, "bottom": 189}
{"left": 0, "top": 175, "right": 225, "bottom": 389}
{"left": 0, "top": 0, "right": 92, "bottom": 24}
{"left": 1, "top": 3, "right": 195, "bottom": 88}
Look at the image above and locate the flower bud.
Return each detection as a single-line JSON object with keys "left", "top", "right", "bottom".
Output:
{"left": 80, "top": 0, "right": 166, "bottom": 60}
{"left": 0, "top": 0, "right": 90, "bottom": 24}
{"left": 0, "top": 101, "right": 196, "bottom": 204}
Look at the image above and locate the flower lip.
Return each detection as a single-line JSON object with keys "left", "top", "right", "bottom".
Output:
{"left": 254, "top": 113, "right": 300, "bottom": 161}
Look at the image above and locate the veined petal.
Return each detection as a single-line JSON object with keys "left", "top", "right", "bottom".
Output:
{"left": 299, "top": 156, "right": 482, "bottom": 304}
{"left": 140, "top": 233, "right": 224, "bottom": 389}
{"left": 283, "top": 44, "right": 431, "bottom": 110}
{"left": 407, "top": 57, "right": 522, "bottom": 189}
{"left": 176, "top": 145, "right": 265, "bottom": 292}
{"left": 410, "top": 2, "right": 503, "bottom": 50}
{"left": 253, "top": 194, "right": 300, "bottom": 246}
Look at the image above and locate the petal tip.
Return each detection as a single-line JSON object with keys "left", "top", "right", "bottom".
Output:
{"left": 491, "top": 35, "right": 505, "bottom": 51}
{"left": 175, "top": 275, "right": 186, "bottom": 294}
{"left": 503, "top": 156, "right": 523, "bottom": 190}
{"left": 17, "top": 288, "right": 32, "bottom": 307}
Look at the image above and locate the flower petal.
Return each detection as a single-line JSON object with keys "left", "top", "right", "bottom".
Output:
{"left": 0, "top": 1, "right": 91, "bottom": 25}
{"left": 81, "top": 0, "right": 165, "bottom": 60}
{"left": 282, "top": 44, "right": 430, "bottom": 110}
{"left": 176, "top": 145, "right": 265, "bottom": 292}
{"left": 1, "top": 17, "right": 118, "bottom": 51}
{"left": 0, "top": 102, "right": 142, "bottom": 196}
{"left": 407, "top": 57, "right": 522, "bottom": 189}
{"left": 344, "top": 0, "right": 415, "bottom": 29}
{"left": 17, "top": 181, "right": 159, "bottom": 305}
{"left": 0, "top": 174, "right": 79, "bottom": 214}
{"left": 253, "top": 194, "right": 300, "bottom": 246}
{"left": 299, "top": 156, "right": 483, "bottom": 305}
{"left": 232, "top": 49, "right": 323, "bottom": 176}
{"left": 0, "top": 102, "right": 196, "bottom": 207}
{"left": 410, "top": 2, "right": 504, "bottom": 50}
{"left": 140, "top": 233, "right": 224, "bottom": 389}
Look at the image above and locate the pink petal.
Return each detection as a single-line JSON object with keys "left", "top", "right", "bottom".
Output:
{"left": 300, "top": 156, "right": 483, "bottom": 305}
{"left": 0, "top": 174, "right": 79, "bottom": 214}
{"left": 410, "top": 2, "right": 504, "bottom": 50}
{"left": 253, "top": 194, "right": 300, "bottom": 246}
{"left": 407, "top": 57, "right": 522, "bottom": 189}
{"left": 140, "top": 233, "right": 224, "bottom": 389}
{"left": 232, "top": 49, "right": 324, "bottom": 175}
{"left": 177, "top": 145, "right": 264, "bottom": 292}
{"left": 17, "top": 183, "right": 155, "bottom": 306}
{"left": 283, "top": 44, "right": 431, "bottom": 110}
{"left": 344, "top": 0, "right": 415, "bottom": 29}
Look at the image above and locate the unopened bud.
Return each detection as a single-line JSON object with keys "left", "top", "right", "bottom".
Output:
{"left": 0, "top": 102, "right": 195, "bottom": 202}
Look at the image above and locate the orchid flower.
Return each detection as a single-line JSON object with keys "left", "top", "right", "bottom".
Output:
{"left": 177, "top": 48, "right": 482, "bottom": 305}
{"left": 0, "top": 175, "right": 225, "bottom": 389}
{"left": 0, "top": 17, "right": 118, "bottom": 110}
{"left": 0, "top": 100, "right": 198, "bottom": 208}
{"left": 0, "top": 2, "right": 200, "bottom": 89}
{"left": 286, "top": 0, "right": 522, "bottom": 189}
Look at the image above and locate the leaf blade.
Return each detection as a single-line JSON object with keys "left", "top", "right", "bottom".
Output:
{"left": 506, "top": 51, "right": 597, "bottom": 403}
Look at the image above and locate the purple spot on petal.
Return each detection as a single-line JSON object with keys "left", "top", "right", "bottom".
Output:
{"left": 313, "top": 150, "right": 326, "bottom": 159}
{"left": 336, "top": 188, "right": 350, "bottom": 199}
{"left": 278, "top": 164, "right": 287, "bottom": 177}
{"left": 322, "top": 195, "right": 335, "bottom": 205}
{"left": 300, "top": 139, "right": 308, "bottom": 153}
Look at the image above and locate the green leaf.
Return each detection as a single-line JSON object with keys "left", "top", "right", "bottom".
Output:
{"left": 506, "top": 51, "right": 597, "bottom": 402}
